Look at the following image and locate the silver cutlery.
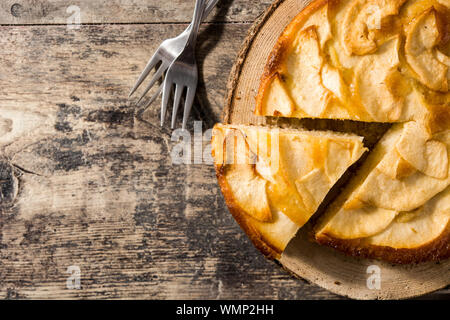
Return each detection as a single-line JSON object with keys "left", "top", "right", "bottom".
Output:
{"left": 161, "top": 0, "right": 210, "bottom": 129}
{"left": 129, "top": 0, "right": 219, "bottom": 129}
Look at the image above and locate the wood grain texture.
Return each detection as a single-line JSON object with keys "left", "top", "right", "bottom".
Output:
{"left": 0, "top": 0, "right": 447, "bottom": 300}
{"left": 223, "top": 0, "right": 450, "bottom": 299}
{"left": 0, "top": 0, "right": 272, "bottom": 24}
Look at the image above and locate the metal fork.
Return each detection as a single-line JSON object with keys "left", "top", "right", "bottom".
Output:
{"left": 129, "top": 0, "right": 219, "bottom": 109}
{"left": 162, "top": 0, "right": 210, "bottom": 129}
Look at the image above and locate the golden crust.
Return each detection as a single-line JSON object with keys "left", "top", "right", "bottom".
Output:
{"left": 315, "top": 222, "right": 450, "bottom": 264}
{"left": 215, "top": 162, "right": 282, "bottom": 259}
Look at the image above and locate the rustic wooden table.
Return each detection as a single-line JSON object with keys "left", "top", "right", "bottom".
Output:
{"left": 0, "top": 0, "right": 448, "bottom": 299}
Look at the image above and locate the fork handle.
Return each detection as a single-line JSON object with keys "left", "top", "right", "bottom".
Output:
{"left": 186, "top": 0, "right": 207, "bottom": 48}
{"left": 203, "top": 0, "right": 220, "bottom": 19}
{"left": 184, "top": 0, "right": 219, "bottom": 36}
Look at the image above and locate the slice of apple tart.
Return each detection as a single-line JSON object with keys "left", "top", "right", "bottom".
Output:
{"left": 211, "top": 124, "right": 367, "bottom": 258}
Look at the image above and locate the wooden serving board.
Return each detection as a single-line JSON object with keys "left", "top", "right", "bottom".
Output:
{"left": 222, "top": 0, "right": 450, "bottom": 299}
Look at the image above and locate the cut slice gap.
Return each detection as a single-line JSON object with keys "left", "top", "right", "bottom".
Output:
{"left": 304, "top": 122, "right": 394, "bottom": 231}
{"left": 264, "top": 116, "right": 392, "bottom": 148}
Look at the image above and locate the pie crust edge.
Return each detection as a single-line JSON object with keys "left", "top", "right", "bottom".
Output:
{"left": 215, "top": 162, "right": 283, "bottom": 259}
{"left": 314, "top": 223, "right": 450, "bottom": 264}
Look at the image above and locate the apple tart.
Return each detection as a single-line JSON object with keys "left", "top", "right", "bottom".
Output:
{"left": 214, "top": 0, "right": 450, "bottom": 263}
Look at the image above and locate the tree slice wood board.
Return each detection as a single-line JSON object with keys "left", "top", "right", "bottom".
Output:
{"left": 222, "top": 0, "right": 450, "bottom": 299}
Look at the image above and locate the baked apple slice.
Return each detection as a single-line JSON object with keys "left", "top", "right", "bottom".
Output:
{"left": 405, "top": 8, "right": 449, "bottom": 92}
{"left": 341, "top": 0, "right": 407, "bottom": 56}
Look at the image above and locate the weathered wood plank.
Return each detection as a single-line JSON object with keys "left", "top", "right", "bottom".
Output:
{"left": 0, "top": 0, "right": 272, "bottom": 25}
{"left": 0, "top": 23, "right": 346, "bottom": 299}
